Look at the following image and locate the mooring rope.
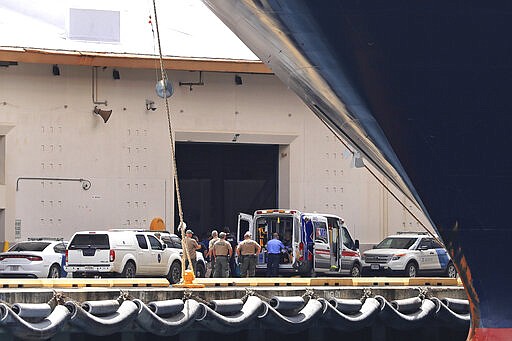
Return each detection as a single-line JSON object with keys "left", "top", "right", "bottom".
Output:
{"left": 151, "top": 0, "right": 194, "bottom": 279}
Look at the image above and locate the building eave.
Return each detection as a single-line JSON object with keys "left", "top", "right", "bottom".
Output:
{"left": 0, "top": 47, "right": 272, "bottom": 74}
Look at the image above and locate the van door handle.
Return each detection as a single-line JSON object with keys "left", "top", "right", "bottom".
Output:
{"left": 429, "top": 252, "right": 435, "bottom": 255}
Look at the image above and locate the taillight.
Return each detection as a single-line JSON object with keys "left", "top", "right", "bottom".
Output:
{"left": 0, "top": 256, "right": 5, "bottom": 261}
{"left": 298, "top": 242, "right": 304, "bottom": 261}
{"left": 65, "top": 250, "right": 68, "bottom": 264}
{"left": 26, "top": 256, "right": 43, "bottom": 261}
{"left": 109, "top": 249, "right": 115, "bottom": 262}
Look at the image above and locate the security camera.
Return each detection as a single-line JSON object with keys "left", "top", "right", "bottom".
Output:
{"left": 145, "top": 99, "right": 157, "bottom": 111}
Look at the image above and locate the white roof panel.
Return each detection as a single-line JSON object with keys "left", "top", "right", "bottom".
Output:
{"left": 0, "top": 0, "right": 258, "bottom": 61}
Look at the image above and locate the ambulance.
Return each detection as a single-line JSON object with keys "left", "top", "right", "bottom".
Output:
{"left": 237, "top": 209, "right": 361, "bottom": 276}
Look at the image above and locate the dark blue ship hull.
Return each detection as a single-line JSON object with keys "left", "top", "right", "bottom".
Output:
{"left": 203, "top": 1, "right": 512, "bottom": 339}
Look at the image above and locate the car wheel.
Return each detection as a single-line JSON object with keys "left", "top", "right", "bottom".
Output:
{"left": 350, "top": 263, "right": 361, "bottom": 277}
{"left": 405, "top": 262, "right": 418, "bottom": 278}
{"left": 167, "top": 261, "right": 182, "bottom": 284}
{"left": 48, "top": 264, "right": 61, "bottom": 278}
{"left": 446, "top": 262, "right": 457, "bottom": 278}
{"left": 196, "top": 262, "right": 206, "bottom": 278}
{"left": 121, "top": 262, "right": 136, "bottom": 278}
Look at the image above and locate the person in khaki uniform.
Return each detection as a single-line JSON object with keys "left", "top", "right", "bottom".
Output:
{"left": 212, "top": 232, "right": 232, "bottom": 278}
{"left": 183, "top": 229, "right": 201, "bottom": 272}
{"left": 236, "top": 232, "right": 261, "bottom": 277}
{"left": 206, "top": 230, "right": 219, "bottom": 277}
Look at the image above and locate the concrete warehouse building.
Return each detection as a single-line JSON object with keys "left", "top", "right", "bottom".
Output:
{"left": 0, "top": 0, "right": 431, "bottom": 249}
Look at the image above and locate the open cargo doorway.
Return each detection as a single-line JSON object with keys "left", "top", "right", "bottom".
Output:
{"left": 174, "top": 142, "right": 278, "bottom": 241}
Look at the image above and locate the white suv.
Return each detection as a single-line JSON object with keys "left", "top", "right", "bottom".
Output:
{"left": 361, "top": 232, "right": 457, "bottom": 278}
{"left": 65, "top": 230, "right": 205, "bottom": 284}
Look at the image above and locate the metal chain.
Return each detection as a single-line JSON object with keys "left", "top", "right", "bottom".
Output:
{"left": 302, "top": 288, "right": 317, "bottom": 302}
{"left": 417, "top": 287, "right": 429, "bottom": 300}
{"left": 360, "top": 288, "right": 373, "bottom": 302}
{"left": 47, "top": 290, "right": 66, "bottom": 309}
{"left": 246, "top": 290, "right": 271, "bottom": 303}
{"left": 118, "top": 290, "right": 133, "bottom": 302}
{"left": 182, "top": 289, "right": 209, "bottom": 306}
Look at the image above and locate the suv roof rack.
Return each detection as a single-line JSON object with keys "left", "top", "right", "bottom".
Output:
{"left": 396, "top": 231, "right": 430, "bottom": 235}
{"left": 27, "top": 237, "right": 64, "bottom": 241}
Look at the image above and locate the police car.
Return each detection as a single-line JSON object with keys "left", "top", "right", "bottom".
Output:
{"left": 361, "top": 232, "right": 457, "bottom": 278}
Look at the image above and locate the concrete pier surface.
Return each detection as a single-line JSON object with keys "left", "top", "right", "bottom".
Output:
{"left": 0, "top": 285, "right": 467, "bottom": 303}
{"left": 0, "top": 276, "right": 467, "bottom": 303}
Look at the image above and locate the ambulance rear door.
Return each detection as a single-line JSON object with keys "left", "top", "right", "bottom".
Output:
{"left": 237, "top": 213, "right": 253, "bottom": 242}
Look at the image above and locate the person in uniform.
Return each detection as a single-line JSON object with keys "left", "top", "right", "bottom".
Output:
{"left": 212, "top": 232, "right": 232, "bottom": 278}
{"left": 206, "top": 230, "right": 219, "bottom": 277}
{"left": 183, "top": 229, "right": 201, "bottom": 272}
{"left": 236, "top": 232, "right": 261, "bottom": 277}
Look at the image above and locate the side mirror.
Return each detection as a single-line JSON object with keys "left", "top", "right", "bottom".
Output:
{"left": 162, "top": 243, "right": 167, "bottom": 249}
{"left": 354, "top": 240, "right": 360, "bottom": 250}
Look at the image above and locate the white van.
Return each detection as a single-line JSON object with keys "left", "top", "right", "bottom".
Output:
{"left": 65, "top": 230, "right": 205, "bottom": 283}
{"left": 237, "top": 209, "right": 361, "bottom": 276}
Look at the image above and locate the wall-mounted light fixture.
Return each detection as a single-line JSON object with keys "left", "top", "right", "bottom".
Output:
{"left": 112, "top": 69, "right": 120, "bottom": 80}
{"left": 52, "top": 64, "right": 60, "bottom": 76}
{"left": 235, "top": 75, "right": 243, "bottom": 85}
{"left": 93, "top": 106, "right": 112, "bottom": 123}
{"left": 145, "top": 99, "right": 156, "bottom": 111}
{"left": 353, "top": 151, "right": 365, "bottom": 168}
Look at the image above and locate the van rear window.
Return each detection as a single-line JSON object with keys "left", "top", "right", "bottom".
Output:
{"left": 69, "top": 234, "right": 110, "bottom": 249}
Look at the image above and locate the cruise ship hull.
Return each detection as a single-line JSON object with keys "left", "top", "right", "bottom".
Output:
{"left": 202, "top": 1, "right": 512, "bottom": 339}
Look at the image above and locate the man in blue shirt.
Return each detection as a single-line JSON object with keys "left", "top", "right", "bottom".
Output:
{"left": 266, "top": 233, "right": 285, "bottom": 277}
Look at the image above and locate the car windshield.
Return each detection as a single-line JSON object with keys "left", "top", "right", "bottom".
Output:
{"left": 9, "top": 242, "right": 50, "bottom": 252}
{"left": 375, "top": 237, "right": 417, "bottom": 249}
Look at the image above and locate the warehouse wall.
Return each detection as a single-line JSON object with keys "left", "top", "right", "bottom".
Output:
{"left": 0, "top": 62, "right": 430, "bottom": 246}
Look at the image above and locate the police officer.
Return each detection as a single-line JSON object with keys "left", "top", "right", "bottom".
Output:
{"left": 236, "top": 232, "right": 261, "bottom": 277}
{"left": 212, "top": 232, "right": 232, "bottom": 278}
{"left": 206, "top": 230, "right": 219, "bottom": 277}
{"left": 183, "top": 229, "right": 201, "bottom": 272}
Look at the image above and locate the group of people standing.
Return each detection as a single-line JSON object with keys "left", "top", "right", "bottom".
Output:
{"left": 205, "top": 228, "right": 262, "bottom": 278}
{"left": 182, "top": 227, "right": 262, "bottom": 278}
{"left": 182, "top": 227, "right": 287, "bottom": 278}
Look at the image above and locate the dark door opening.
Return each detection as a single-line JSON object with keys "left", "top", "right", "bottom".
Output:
{"left": 174, "top": 142, "right": 278, "bottom": 241}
